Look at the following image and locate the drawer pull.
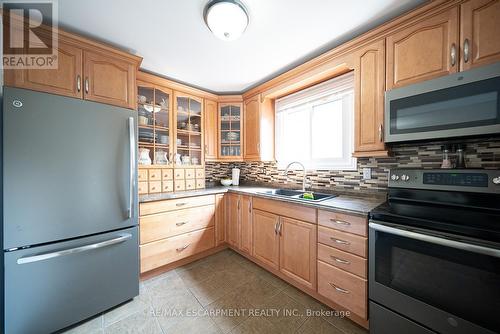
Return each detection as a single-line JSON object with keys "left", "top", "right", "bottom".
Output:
{"left": 331, "top": 256, "right": 350, "bottom": 265}
{"left": 176, "top": 221, "right": 189, "bottom": 226}
{"left": 176, "top": 202, "right": 187, "bottom": 207}
{"left": 331, "top": 237, "right": 350, "bottom": 245}
{"left": 329, "top": 282, "right": 350, "bottom": 294}
{"left": 330, "top": 219, "right": 350, "bottom": 226}
{"left": 176, "top": 244, "right": 190, "bottom": 252}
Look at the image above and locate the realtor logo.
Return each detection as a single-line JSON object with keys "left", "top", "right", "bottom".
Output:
{"left": 2, "top": 0, "right": 58, "bottom": 69}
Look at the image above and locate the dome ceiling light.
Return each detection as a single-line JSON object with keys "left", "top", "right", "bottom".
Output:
{"left": 203, "top": 0, "right": 249, "bottom": 41}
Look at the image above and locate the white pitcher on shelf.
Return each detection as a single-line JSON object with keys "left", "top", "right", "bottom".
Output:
{"left": 138, "top": 148, "right": 152, "bottom": 165}
{"left": 154, "top": 150, "right": 169, "bottom": 165}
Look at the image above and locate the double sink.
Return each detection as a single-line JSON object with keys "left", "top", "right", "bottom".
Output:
{"left": 257, "top": 188, "right": 336, "bottom": 202}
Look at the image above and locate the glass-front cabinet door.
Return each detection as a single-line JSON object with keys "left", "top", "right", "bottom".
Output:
{"left": 137, "top": 83, "right": 172, "bottom": 166}
{"left": 219, "top": 103, "right": 243, "bottom": 160}
{"left": 174, "top": 92, "right": 204, "bottom": 167}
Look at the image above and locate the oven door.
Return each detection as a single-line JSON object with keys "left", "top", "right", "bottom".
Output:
{"left": 384, "top": 62, "right": 500, "bottom": 143}
{"left": 369, "top": 220, "right": 500, "bottom": 334}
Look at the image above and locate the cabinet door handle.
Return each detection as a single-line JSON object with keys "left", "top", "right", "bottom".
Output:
{"left": 237, "top": 198, "right": 240, "bottom": 210}
{"left": 329, "top": 282, "right": 350, "bottom": 294}
{"left": 463, "top": 38, "right": 470, "bottom": 63}
{"left": 331, "top": 255, "right": 350, "bottom": 265}
{"left": 76, "top": 75, "right": 81, "bottom": 92}
{"left": 450, "top": 43, "right": 456, "bottom": 66}
{"left": 84, "top": 77, "right": 89, "bottom": 94}
{"left": 176, "top": 202, "right": 187, "bottom": 207}
{"left": 330, "top": 219, "right": 350, "bottom": 226}
{"left": 378, "top": 124, "right": 383, "bottom": 142}
{"left": 176, "top": 244, "right": 190, "bottom": 252}
{"left": 278, "top": 221, "right": 283, "bottom": 236}
{"left": 330, "top": 237, "right": 350, "bottom": 245}
{"left": 176, "top": 221, "right": 189, "bottom": 226}
{"left": 248, "top": 201, "right": 252, "bottom": 213}
{"left": 274, "top": 222, "right": 279, "bottom": 235}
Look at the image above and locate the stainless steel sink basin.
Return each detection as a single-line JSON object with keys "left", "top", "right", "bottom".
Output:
{"left": 258, "top": 189, "right": 336, "bottom": 202}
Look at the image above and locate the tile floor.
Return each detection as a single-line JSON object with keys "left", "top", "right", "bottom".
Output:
{"left": 61, "top": 249, "right": 368, "bottom": 334}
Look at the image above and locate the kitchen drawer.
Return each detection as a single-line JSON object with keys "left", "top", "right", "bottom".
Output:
{"left": 148, "top": 169, "right": 161, "bottom": 181}
{"left": 140, "top": 227, "right": 215, "bottom": 273}
{"left": 195, "top": 168, "right": 205, "bottom": 179}
{"left": 185, "top": 168, "right": 195, "bottom": 179}
{"left": 185, "top": 179, "right": 196, "bottom": 190}
{"left": 253, "top": 197, "right": 316, "bottom": 224}
{"left": 174, "top": 169, "right": 185, "bottom": 180}
{"left": 318, "top": 226, "right": 367, "bottom": 258}
{"left": 140, "top": 204, "right": 215, "bottom": 244}
{"left": 318, "top": 260, "right": 367, "bottom": 319}
{"left": 174, "top": 180, "right": 186, "bottom": 191}
{"left": 140, "top": 195, "right": 215, "bottom": 215}
{"left": 318, "top": 210, "right": 368, "bottom": 237}
{"left": 196, "top": 179, "right": 205, "bottom": 189}
{"left": 138, "top": 169, "right": 148, "bottom": 182}
{"left": 162, "top": 180, "right": 173, "bottom": 193}
{"left": 138, "top": 181, "right": 148, "bottom": 195}
{"left": 318, "top": 243, "right": 367, "bottom": 278}
{"left": 148, "top": 181, "right": 161, "bottom": 194}
{"left": 162, "top": 169, "right": 173, "bottom": 181}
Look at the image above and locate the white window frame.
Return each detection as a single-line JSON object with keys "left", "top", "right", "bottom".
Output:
{"left": 275, "top": 72, "right": 356, "bottom": 170}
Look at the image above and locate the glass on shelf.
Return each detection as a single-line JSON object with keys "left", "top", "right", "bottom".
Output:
{"left": 138, "top": 86, "right": 154, "bottom": 127}
{"left": 219, "top": 104, "right": 241, "bottom": 156}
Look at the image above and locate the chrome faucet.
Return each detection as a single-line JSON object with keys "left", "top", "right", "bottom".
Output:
{"left": 284, "top": 161, "right": 307, "bottom": 192}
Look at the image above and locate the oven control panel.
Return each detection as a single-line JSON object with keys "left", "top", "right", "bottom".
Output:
{"left": 389, "top": 169, "right": 500, "bottom": 193}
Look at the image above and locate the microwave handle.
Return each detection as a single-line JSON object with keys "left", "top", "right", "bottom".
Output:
{"left": 369, "top": 221, "right": 500, "bottom": 259}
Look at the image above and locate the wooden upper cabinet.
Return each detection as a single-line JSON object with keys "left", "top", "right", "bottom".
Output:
{"left": 83, "top": 50, "right": 136, "bottom": 109}
{"left": 243, "top": 96, "right": 260, "bottom": 160}
{"left": 5, "top": 38, "right": 83, "bottom": 99}
{"left": 243, "top": 95, "right": 275, "bottom": 162}
{"left": 279, "top": 217, "right": 317, "bottom": 290}
{"left": 204, "top": 99, "right": 218, "bottom": 160}
{"left": 353, "top": 40, "right": 387, "bottom": 157}
{"left": 460, "top": 0, "right": 500, "bottom": 71}
{"left": 252, "top": 209, "right": 280, "bottom": 270}
{"left": 226, "top": 193, "right": 240, "bottom": 247}
{"left": 386, "top": 7, "right": 459, "bottom": 90}
{"left": 240, "top": 196, "right": 252, "bottom": 255}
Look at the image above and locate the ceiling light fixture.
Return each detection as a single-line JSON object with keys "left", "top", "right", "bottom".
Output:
{"left": 203, "top": 0, "right": 249, "bottom": 41}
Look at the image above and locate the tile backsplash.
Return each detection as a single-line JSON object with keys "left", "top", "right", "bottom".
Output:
{"left": 205, "top": 137, "right": 500, "bottom": 193}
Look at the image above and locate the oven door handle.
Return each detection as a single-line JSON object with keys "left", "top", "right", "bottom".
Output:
{"left": 369, "top": 221, "right": 500, "bottom": 259}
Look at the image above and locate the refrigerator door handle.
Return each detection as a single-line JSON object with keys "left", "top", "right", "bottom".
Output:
{"left": 128, "top": 117, "right": 136, "bottom": 219}
{"left": 16, "top": 233, "right": 132, "bottom": 264}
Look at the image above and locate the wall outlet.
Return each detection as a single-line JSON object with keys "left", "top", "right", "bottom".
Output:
{"left": 363, "top": 168, "right": 372, "bottom": 180}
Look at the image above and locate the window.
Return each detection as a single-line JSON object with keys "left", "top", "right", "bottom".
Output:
{"left": 275, "top": 72, "right": 356, "bottom": 170}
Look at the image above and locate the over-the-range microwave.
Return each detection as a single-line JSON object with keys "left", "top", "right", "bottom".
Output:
{"left": 385, "top": 62, "right": 500, "bottom": 143}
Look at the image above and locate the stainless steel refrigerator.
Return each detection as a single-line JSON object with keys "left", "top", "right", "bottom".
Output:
{"left": 2, "top": 87, "right": 139, "bottom": 334}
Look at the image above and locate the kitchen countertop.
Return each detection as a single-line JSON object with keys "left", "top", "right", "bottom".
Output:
{"left": 139, "top": 185, "right": 386, "bottom": 215}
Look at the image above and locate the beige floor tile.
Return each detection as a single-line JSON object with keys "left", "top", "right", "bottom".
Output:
{"left": 176, "top": 260, "right": 217, "bottom": 287}
{"left": 297, "top": 316, "right": 345, "bottom": 334}
{"left": 237, "top": 276, "right": 282, "bottom": 308}
{"left": 258, "top": 291, "right": 308, "bottom": 333}
{"left": 157, "top": 314, "right": 221, "bottom": 334}
{"left": 62, "top": 314, "right": 103, "bottom": 334}
{"left": 206, "top": 288, "right": 253, "bottom": 333}
{"left": 103, "top": 294, "right": 151, "bottom": 327}
{"left": 103, "top": 312, "right": 162, "bottom": 334}
{"left": 230, "top": 316, "right": 280, "bottom": 334}
{"left": 151, "top": 288, "right": 204, "bottom": 315}
{"left": 323, "top": 314, "right": 368, "bottom": 334}
{"left": 283, "top": 284, "right": 328, "bottom": 311}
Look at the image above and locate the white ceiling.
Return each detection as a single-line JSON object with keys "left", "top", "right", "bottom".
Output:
{"left": 58, "top": 0, "right": 426, "bottom": 94}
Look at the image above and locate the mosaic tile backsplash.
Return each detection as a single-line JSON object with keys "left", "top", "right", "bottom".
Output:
{"left": 205, "top": 137, "right": 500, "bottom": 193}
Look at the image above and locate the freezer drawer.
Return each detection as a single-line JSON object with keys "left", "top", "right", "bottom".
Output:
{"left": 4, "top": 226, "right": 139, "bottom": 334}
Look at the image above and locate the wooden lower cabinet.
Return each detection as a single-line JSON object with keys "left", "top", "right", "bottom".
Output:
{"left": 279, "top": 217, "right": 317, "bottom": 290}
{"left": 252, "top": 209, "right": 280, "bottom": 270}
{"left": 215, "top": 194, "right": 225, "bottom": 246}
{"left": 240, "top": 196, "right": 252, "bottom": 255}
{"left": 226, "top": 193, "right": 241, "bottom": 247}
{"left": 318, "top": 261, "right": 367, "bottom": 319}
{"left": 140, "top": 227, "right": 215, "bottom": 273}
{"left": 139, "top": 195, "right": 219, "bottom": 274}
